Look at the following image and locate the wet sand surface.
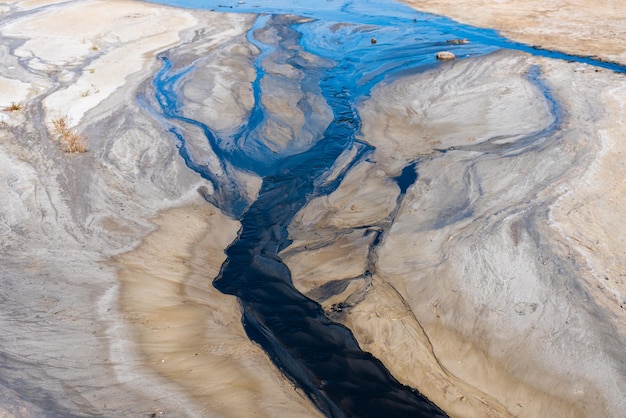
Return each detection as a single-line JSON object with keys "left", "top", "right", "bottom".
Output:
{"left": 1, "top": 0, "right": 625, "bottom": 416}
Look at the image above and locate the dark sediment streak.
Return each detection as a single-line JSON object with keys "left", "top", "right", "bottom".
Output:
{"left": 213, "top": 149, "right": 446, "bottom": 417}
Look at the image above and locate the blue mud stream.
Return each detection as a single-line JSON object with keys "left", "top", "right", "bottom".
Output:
{"left": 146, "top": 1, "right": 625, "bottom": 417}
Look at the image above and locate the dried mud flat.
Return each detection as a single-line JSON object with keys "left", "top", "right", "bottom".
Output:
{"left": 1, "top": 0, "right": 625, "bottom": 417}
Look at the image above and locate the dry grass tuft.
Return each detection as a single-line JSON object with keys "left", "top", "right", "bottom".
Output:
{"left": 51, "top": 116, "right": 68, "bottom": 133}
{"left": 3, "top": 102, "right": 23, "bottom": 112}
{"left": 50, "top": 116, "right": 88, "bottom": 153}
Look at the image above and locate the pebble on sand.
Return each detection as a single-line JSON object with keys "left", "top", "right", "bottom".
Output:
{"left": 436, "top": 51, "right": 456, "bottom": 60}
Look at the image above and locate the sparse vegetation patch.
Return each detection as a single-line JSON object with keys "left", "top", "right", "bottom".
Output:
{"left": 3, "top": 101, "right": 23, "bottom": 112}
{"left": 50, "top": 116, "right": 88, "bottom": 153}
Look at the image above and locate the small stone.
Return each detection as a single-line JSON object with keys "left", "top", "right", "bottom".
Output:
{"left": 436, "top": 51, "right": 456, "bottom": 60}
{"left": 446, "top": 38, "right": 469, "bottom": 45}
{"left": 371, "top": 38, "right": 377, "bottom": 44}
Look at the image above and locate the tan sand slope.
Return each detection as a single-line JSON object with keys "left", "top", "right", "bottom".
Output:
{"left": 402, "top": 0, "right": 626, "bottom": 65}
{"left": 0, "top": 0, "right": 317, "bottom": 415}
{"left": 115, "top": 198, "right": 320, "bottom": 417}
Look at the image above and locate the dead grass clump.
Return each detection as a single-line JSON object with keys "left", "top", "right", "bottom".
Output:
{"left": 3, "top": 102, "right": 23, "bottom": 112}
{"left": 50, "top": 116, "right": 88, "bottom": 153}
{"left": 51, "top": 116, "right": 68, "bottom": 133}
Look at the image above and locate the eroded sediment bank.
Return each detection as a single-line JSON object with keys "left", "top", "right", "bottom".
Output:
{"left": 115, "top": 197, "right": 321, "bottom": 417}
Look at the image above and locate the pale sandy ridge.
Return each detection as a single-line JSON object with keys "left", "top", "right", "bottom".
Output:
{"left": 401, "top": 0, "right": 626, "bottom": 65}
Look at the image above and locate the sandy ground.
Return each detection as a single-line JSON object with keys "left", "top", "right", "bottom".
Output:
{"left": 372, "top": 53, "right": 626, "bottom": 416}
{"left": 1, "top": 0, "right": 626, "bottom": 417}
{"left": 0, "top": 0, "right": 317, "bottom": 415}
{"left": 284, "top": 49, "right": 626, "bottom": 417}
{"left": 402, "top": 0, "right": 626, "bottom": 65}
{"left": 115, "top": 197, "right": 319, "bottom": 417}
